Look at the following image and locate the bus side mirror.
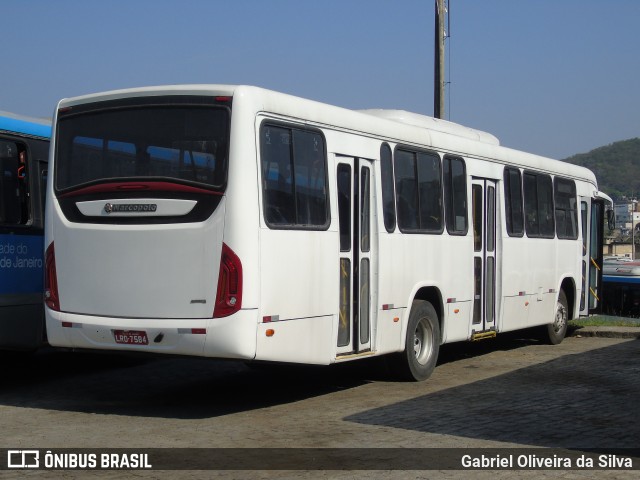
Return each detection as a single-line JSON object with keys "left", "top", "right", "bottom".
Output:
{"left": 607, "top": 209, "right": 615, "bottom": 231}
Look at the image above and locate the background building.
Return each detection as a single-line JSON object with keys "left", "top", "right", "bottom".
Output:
{"left": 614, "top": 200, "right": 640, "bottom": 232}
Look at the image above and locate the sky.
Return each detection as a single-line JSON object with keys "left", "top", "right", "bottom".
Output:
{"left": 2, "top": 0, "right": 639, "bottom": 160}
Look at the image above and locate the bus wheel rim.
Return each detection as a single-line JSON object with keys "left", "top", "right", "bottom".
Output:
{"left": 554, "top": 302, "right": 567, "bottom": 333}
{"left": 413, "top": 318, "right": 433, "bottom": 365}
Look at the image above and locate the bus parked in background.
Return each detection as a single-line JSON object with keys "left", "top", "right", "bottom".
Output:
{"left": 602, "top": 257, "right": 640, "bottom": 317}
{"left": 1, "top": 111, "right": 50, "bottom": 350}
{"left": 44, "top": 85, "right": 610, "bottom": 380}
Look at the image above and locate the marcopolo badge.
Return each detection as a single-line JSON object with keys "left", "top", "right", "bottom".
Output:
{"left": 104, "top": 203, "right": 157, "bottom": 214}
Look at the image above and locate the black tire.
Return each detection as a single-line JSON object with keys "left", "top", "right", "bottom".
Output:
{"left": 545, "top": 289, "right": 568, "bottom": 345}
{"left": 391, "top": 300, "right": 440, "bottom": 381}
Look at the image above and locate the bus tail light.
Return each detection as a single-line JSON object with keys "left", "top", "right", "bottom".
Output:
{"left": 45, "top": 242, "right": 60, "bottom": 311}
{"left": 213, "top": 243, "right": 243, "bottom": 318}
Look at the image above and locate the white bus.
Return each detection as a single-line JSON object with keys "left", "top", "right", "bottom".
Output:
{"left": 44, "top": 85, "right": 611, "bottom": 380}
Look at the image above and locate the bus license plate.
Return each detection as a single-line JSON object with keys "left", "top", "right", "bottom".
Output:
{"left": 113, "top": 330, "right": 148, "bottom": 345}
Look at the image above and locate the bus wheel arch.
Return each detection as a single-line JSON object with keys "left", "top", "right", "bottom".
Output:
{"left": 412, "top": 286, "right": 444, "bottom": 340}
{"left": 390, "top": 287, "right": 443, "bottom": 381}
{"left": 559, "top": 277, "right": 576, "bottom": 320}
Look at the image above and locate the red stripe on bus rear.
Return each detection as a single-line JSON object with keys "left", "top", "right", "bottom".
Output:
{"left": 58, "top": 181, "right": 223, "bottom": 198}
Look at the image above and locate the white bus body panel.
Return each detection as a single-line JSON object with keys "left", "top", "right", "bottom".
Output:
{"left": 46, "top": 308, "right": 258, "bottom": 359}
{"left": 50, "top": 198, "right": 224, "bottom": 319}
{"left": 256, "top": 316, "right": 335, "bottom": 365}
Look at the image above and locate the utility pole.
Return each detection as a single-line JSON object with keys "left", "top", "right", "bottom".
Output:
{"left": 633, "top": 200, "right": 637, "bottom": 259}
{"left": 434, "top": 0, "right": 446, "bottom": 119}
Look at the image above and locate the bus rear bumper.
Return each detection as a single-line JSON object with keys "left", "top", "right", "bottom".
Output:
{"left": 45, "top": 308, "right": 258, "bottom": 359}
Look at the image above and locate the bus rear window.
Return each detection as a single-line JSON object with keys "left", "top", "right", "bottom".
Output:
{"left": 55, "top": 104, "right": 229, "bottom": 192}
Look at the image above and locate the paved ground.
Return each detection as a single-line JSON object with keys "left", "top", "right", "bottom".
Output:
{"left": 570, "top": 325, "right": 640, "bottom": 338}
{"left": 0, "top": 332, "right": 638, "bottom": 479}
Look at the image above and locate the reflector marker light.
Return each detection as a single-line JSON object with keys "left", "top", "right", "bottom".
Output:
{"left": 382, "top": 304, "right": 394, "bottom": 310}
{"left": 393, "top": 317, "right": 400, "bottom": 323}
{"left": 454, "top": 309, "right": 460, "bottom": 314}
{"left": 548, "top": 289, "right": 556, "bottom": 293}
{"left": 519, "top": 291, "right": 526, "bottom": 296}
{"left": 266, "top": 329, "right": 275, "bottom": 337}
{"left": 61, "top": 321, "right": 82, "bottom": 329}
{"left": 263, "top": 315, "right": 280, "bottom": 323}
{"left": 447, "top": 298, "right": 456, "bottom": 304}
{"left": 178, "top": 328, "right": 207, "bottom": 335}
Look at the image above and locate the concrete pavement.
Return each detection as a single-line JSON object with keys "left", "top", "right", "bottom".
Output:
{"left": 569, "top": 325, "right": 640, "bottom": 339}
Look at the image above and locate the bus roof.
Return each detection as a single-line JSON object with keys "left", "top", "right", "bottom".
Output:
{"left": 0, "top": 110, "right": 52, "bottom": 139}
{"left": 55, "top": 84, "right": 598, "bottom": 187}
{"left": 358, "top": 109, "right": 501, "bottom": 146}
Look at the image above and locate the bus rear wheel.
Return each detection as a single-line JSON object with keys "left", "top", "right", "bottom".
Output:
{"left": 391, "top": 300, "right": 440, "bottom": 381}
{"left": 545, "top": 289, "right": 568, "bottom": 345}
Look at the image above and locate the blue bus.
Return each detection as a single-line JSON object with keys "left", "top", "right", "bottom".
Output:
{"left": 602, "top": 258, "right": 640, "bottom": 318}
{"left": 0, "top": 111, "right": 51, "bottom": 350}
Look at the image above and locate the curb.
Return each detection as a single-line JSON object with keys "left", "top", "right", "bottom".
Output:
{"left": 569, "top": 326, "right": 640, "bottom": 339}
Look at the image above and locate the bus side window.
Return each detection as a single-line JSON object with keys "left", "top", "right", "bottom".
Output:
{"left": 504, "top": 167, "right": 524, "bottom": 236}
{"left": 0, "top": 139, "right": 29, "bottom": 225}
{"left": 417, "top": 152, "right": 443, "bottom": 231}
{"left": 523, "top": 171, "right": 554, "bottom": 238}
{"left": 444, "top": 156, "right": 468, "bottom": 235}
{"left": 261, "top": 126, "right": 295, "bottom": 225}
{"left": 394, "top": 147, "right": 442, "bottom": 233}
{"left": 260, "top": 124, "right": 328, "bottom": 228}
{"left": 554, "top": 177, "right": 578, "bottom": 240}
{"left": 394, "top": 149, "right": 418, "bottom": 230}
{"left": 380, "top": 144, "right": 396, "bottom": 232}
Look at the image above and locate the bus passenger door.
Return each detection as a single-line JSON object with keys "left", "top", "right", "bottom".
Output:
{"left": 336, "top": 157, "right": 375, "bottom": 355}
{"left": 580, "top": 198, "right": 604, "bottom": 315}
{"left": 471, "top": 178, "right": 497, "bottom": 336}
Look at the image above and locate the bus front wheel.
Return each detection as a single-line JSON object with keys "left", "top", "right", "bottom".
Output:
{"left": 391, "top": 300, "right": 440, "bottom": 381}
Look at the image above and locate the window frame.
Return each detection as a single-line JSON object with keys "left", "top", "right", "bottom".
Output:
{"left": 523, "top": 170, "right": 555, "bottom": 239}
{"left": 336, "top": 163, "right": 352, "bottom": 252}
{"left": 554, "top": 176, "right": 579, "bottom": 240}
{"left": 380, "top": 143, "right": 396, "bottom": 233}
{"left": 504, "top": 166, "right": 525, "bottom": 238}
{"left": 259, "top": 121, "right": 330, "bottom": 231}
{"left": 393, "top": 145, "right": 444, "bottom": 235}
{"left": 443, "top": 155, "right": 468, "bottom": 236}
